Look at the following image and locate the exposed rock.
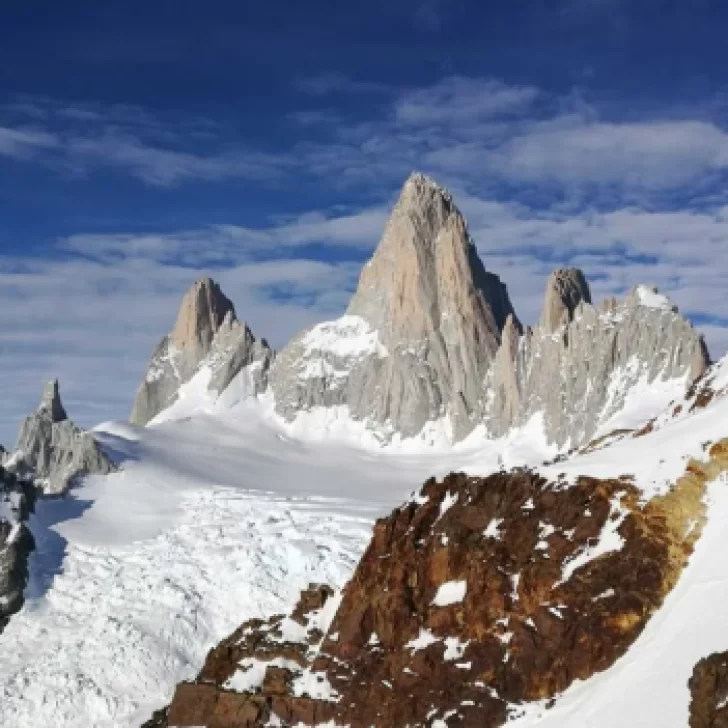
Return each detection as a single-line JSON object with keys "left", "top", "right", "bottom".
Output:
{"left": 690, "top": 651, "right": 728, "bottom": 728}
{"left": 170, "top": 275, "right": 236, "bottom": 353}
{"left": 146, "top": 584, "right": 340, "bottom": 727}
{"left": 145, "top": 439, "right": 728, "bottom": 727}
{"left": 267, "top": 174, "right": 708, "bottom": 449}
{"left": 13, "top": 380, "right": 116, "bottom": 495}
{"left": 270, "top": 172, "right": 519, "bottom": 441}
{"left": 40, "top": 379, "right": 68, "bottom": 422}
{"left": 485, "top": 281, "right": 710, "bottom": 448}
{"left": 0, "top": 463, "right": 36, "bottom": 633}
{"left": 131, "top": 277, "right": 273, "bottom": 426}
{"left": 540, "top": 268, "right": 592, "bottom": 333}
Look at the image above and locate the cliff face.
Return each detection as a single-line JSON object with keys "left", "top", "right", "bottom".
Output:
{"left": 130, "top": 277, "right": 273, "bottom": 426}
{"left": 486, "top": 279, "right": 709, "bottom": 448}
{"left": 267, "top": 175, "right": 707, "bottom": 449}
{"left": 0, "top": 464, "right": 35, "bottom": 633}
{"left": 270, "top": 172, "right": 519, "bottom": 441}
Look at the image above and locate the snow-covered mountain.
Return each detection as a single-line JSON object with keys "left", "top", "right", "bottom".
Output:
{"left": 0, "top": 171, "right": 725, "bottom": 728}
{"left": 130, "top": 172, "right": 708, "bottom": 453}
{"left": 130, "top": 276, "right": 273, "bottom": 426}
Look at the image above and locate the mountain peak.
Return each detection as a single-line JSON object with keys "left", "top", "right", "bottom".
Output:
{"left": 540, "top": 267, "right": 592, "bottom": 333}
{"left": 273, "top": 172, "right": 519, "bottom": 440}
{"left": 402, "top": 170, "right": 453, "bottom": 201}
{"left": 170, "top": 276, "right": 236, "bottom": 353}
{"left": 39, "top": 379, "right": 68, "bottom": 423}
{"left": 347, "top": 173, "right": 515, "bottom": 343}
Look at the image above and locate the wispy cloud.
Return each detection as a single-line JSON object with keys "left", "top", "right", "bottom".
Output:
{"left": 0, "top": 97, "right": 285, "bottom": 186}
{"left": 64, "top": 206, "right": 388, "bottom": 265}
{"left": 65, "top": 133, "right": 290, "bottom": 186}
{"left": 394, "top": 77, "right": 540, "bottom": 125}
{"left": 0, "top": 126, "right": 58, "bottom": 158}
{"left": 5, "top": 82, "right": 728, "bottom": 197}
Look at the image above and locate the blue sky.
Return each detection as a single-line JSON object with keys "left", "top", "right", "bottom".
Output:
{"left": 0, "top": 0, "right": 727, "bottom": 442}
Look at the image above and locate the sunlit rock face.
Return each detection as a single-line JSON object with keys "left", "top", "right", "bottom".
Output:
{"left": 270, "top": 172, "right": 519, "bottom": 441}
{"left": 14, "top": 379, "right": 115, "bottom": 495}
{"left": 485, "top": 279, "right": 710, "bottom": 448}
{"left": 130, "top": 276, "right": 273, "bottom": 426}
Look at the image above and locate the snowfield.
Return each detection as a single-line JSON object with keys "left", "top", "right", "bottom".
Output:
{"left": 3, "top": 356, "right": 728, "bottom": 727}
{"left": 0, "top": 405, "right": 481, "bottom": 728}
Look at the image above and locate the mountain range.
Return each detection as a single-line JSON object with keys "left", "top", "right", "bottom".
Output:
{"left": 0, "top": 171, "right": 725, "bottom": 728}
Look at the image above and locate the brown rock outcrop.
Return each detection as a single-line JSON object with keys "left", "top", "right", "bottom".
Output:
{"left": 144, "top": 445, "right": 723, "bottom": 727}
{"left": 690, "top": 651, "right": 728, "bottom": 728}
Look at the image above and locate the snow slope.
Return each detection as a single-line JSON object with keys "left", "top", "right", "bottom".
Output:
{"left": 509, "top": 472, "right": 728, "bottom": 727}
{"left": 0, "top": 402, "right": 498, "bottom": 728}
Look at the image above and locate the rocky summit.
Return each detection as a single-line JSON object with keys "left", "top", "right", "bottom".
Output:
{"left": 12, "top": 379, "right": 115, "bottom": 495}
{"left": 130, "top": 276, "right": 273, "bottom": 425}
{"left": 485, "top": 280, "right": 709, "bottom": 448}
{"left": 270, "top": 172, "right": 520, "bottom": 441}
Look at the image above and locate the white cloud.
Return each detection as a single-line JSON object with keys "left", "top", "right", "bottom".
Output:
{"left": 65, "top": 133, "right": 290, "bottom": 186}
{"left": 0, "top": 126, "right": 58, "bottom": 158}
{"left": 497, "top": 119, "right": 728, "bottom": 190}
{"left": 394, "top": 76, "right": 540, "bottom": 126}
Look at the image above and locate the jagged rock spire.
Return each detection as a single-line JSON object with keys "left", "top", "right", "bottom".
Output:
{"left": 486, "top": 269, "right": 710, "bottom": 448}
{"left": 540, "top": 268, "right": 592, "bottom": 333}
{"left": 130, "top": 276, "right": 273, "bottom": 426}
{"left": 171, "top": 276, "right": 237, "bottom": 354}
{"left": 271, "top": 171, "right": 521, "bottom": 441}
{"left": 39, "top": 379, "right": 68, "bottom": 423}
{"left": 14, "top": 379, "right": 115, "bottom": 494}
{"left": 347, "top": 171, "right": 520, "bottom": 341}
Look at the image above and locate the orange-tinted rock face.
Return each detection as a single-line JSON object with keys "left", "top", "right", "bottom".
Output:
{"left": 690, "top": 652, "right": 728, "bottom": 728}
{"left": 144, "top": 468, "right": 695, "bottom": 728}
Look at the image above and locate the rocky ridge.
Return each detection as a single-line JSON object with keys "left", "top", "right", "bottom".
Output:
{"left": 12, "top": 379, "right": 116, "bottom": 495}
{"left": 145, "top": 431, "right": 728, "bottom": 727}
{"left": 131, "top": 277, "right": 273, "bottom": 425}
{"left": 0, "top": 462, "right": 35, "bottom": 633}
{"left": 485, "top": 279, "right": 709, "bottom": 448}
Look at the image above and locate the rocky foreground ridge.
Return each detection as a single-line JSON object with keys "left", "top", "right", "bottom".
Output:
{"left": 145, "top": 429, "right": 728, "bottom": 727}
{"left": 132, "top": 172, "right": 709, "bottom": 451}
